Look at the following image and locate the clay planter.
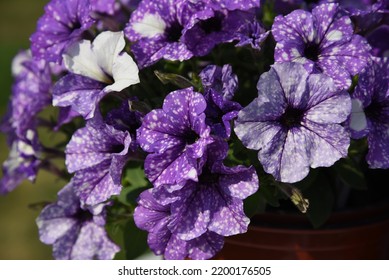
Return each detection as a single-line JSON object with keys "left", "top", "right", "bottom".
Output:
{"left": 216, "top": 201, "right": 389, "bottom": 259}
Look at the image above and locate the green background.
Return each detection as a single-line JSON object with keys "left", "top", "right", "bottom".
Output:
{"left": 0, "top": 0, "right": 62, "bottom": 259}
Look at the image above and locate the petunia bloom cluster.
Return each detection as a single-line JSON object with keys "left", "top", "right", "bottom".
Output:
{"left": 1, "top": 0, "right": 388, "bottom": 260}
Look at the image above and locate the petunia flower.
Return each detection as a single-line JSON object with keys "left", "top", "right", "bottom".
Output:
{"left": 182, "top": 0, "right": 259, "bottom": 57}
{"left": 134, "top": 189, "right": 224, "bottom": 260}
{"left": 124, "top": 0, "right": 196, "bottom": 68}
{"left": 235, "top": 62, "right": 351, "bottom": 183}
{"left": 235, "top": 21, "right": 270, "bottom": 51}
{"left": 349, "top": 57, "right": 389, "bottom": 168}
{"left": 151, "top": 140, "right": 258, "bottom": 241}
{"left": 0, "top": 50, "right": 51, "bottom": 138}
{"left": 137, "top": 88, "right": 214, "bottom": 188}
{"left": 52, "top": 31, "right": 139, "bottom": 119}
{"left": 199, "top": 64, "right": 241, "bottom": 138}
{"left": 36, "top": 183, "right": 120, "bottom": 259}
{"left": 0, "top": 130, "right": 41, "bottom": 195}
{"left": 272, "top": 3, "right": 371, "bottom": 89}
{"left": 65, "top": 109, "right": 134, "bottom": 207}
{"left": 30, "top": 0, "right": 95, "bottom": 63}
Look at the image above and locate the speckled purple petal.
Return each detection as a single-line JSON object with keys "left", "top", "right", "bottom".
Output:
{"left": 272, "top": 3, "right": 371, "bottom": 90}
{"left": 187, "top": 231, "right": 224, "bottom": 260}
{"left": 216, "top": 164, "right": 259, "bottom": 200}
{"left": 90, "top": 0, "right": 117, "bottom": 15}
{"left": 183, "top": 9, "right": 255, "bottom": 56}
{"left": 30, "top": 0, "right": 95, "bottom": 63}
{"left": 349, "top": 58, "right": 389, "bottom": 168}
{"left": 235, "top": 63, "right": 351, "bottom": 183}
{"left": 0, "top": 130, "right": 41, "bottom": 195}
{"left": 209, "top": 0, "right": 259, "bottom": 11}
{"left": 70, "top": 221, "right": 119, "bottom": 259}
{"left": 1, "top": 51, "right": 52, "bottom": 138}
{"left": 134, "top": 188, "right": 224, "bottom": 260}
{"left": 37, "top": 183, "right": 119, "bottom": 260}
{"left": 52, "top": 74, "right": 106, "bottom": 119}
{"left": 124, "top": 0, "right": 194, "bottom": 67}
{"left": 138, "top": 88, "right": 212, "bottom": 187}
{"left": 235, "top": 21, "right": 270, "bottom": 51}
{"left": 199, "top": 64, "right": 238, "bottom": 101}
{"left": 366, "top": 124, "right": 389, "bottom": 168}
{"left": 72, "top": 161, "right": 122, "bottom": 206}
{"left": 65, "top": 113, "right": 131, "bottom": 173}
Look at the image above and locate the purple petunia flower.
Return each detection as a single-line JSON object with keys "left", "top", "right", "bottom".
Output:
{"left": 199, "top": 64, "right": 238, "bottom": 101}
{"left": 52, "top": 31, "right": 139, "bottom": 119}
{"left": 235, "top": 63, "right": 351, "bottom": 183}
{"left": 199, "top": 64, "right": 241, "bottom": 138}
{"left": 235, "top": 21, "right": 270, "bottom": 51}
{"left": 36, "top": 183, "right": 119, "bottom": 259}
{"left": 272, "top": 3, "right": 371, "bottom": 89}
{"left": 152, "top": 140, "right": 258, "bottom": 240}
{"left": 137, "top": 88, "right": 214, "bottom": 188}
{"left": 349, "top": 57, "right": 389, "bottom": 168}
{"left": 65, "top": 109, "right": 134, "bottom": 207}
{"left": 0, "top": 130, "right": 41, "bottom": 195}
{"left": 124, "top": 0, "right": 195, "bottom": 68}
{"left": 182, "top": 0, "right": 259, "bottom": 57}
{"left": 134, "top": 189, "right": 224, "bottom": 260}
{"left": 318, "top": 0, "right": 388, "bottom": 16}
{"left": 30, "top": 0, "right": 95, "bottom": 63}
{"left": 0, "top": 50, "right": 51, "bottom": 138}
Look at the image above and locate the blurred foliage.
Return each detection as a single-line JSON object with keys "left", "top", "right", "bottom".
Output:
{"left": 0, "top": 0, "right": 63, "bottom": 260}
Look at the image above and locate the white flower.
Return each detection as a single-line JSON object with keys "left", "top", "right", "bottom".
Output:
{"left": 63, "top": 31, "right": 140, "bottom": 93}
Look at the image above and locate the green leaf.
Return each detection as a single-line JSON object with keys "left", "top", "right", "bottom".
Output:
{"left": 332, "top": 158, "right": 367, "bottom": 190}
{"left": 154, "top": 70, "right": 195, "bottom": 89}
{"left": 304, "top": 173, "right": 335, "bottom": 228}
{"left": 123, "top": 219, "right": 150, "bottom": 260}
{"left": 119, "top": 162, "right": 150, "bottom": 206}
{"left": 244, "top": 188, "right": 266, "bottom": 218}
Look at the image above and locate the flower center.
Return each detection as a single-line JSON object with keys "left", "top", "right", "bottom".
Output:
{"left": 111, "top": 144, "right": 125, "bottom": 153}
{"left": 365, "top": 99, "right": 388, "bottom": 123}
{"left": 166, "top": 21, "right": 183, "bottom": 42}
{"left": 185, "top": 130, "right": 199, "bottom": 145}
{"left": 71, "top": 21, "right": 82, "bottom": 30}
{"left": 280, "top": 107, "right": 304, "bottom": 128}
{"left": 304, "top": 43, "right": 320, "bottom": 62}
{"left": 198, "top": 167, "right": 219, "bottom": 186}
{"left": 199, "top": 13, "right": 223, "bottom": 35}
{"left": 75, "top": 209, "right": 93, "bottom": 222}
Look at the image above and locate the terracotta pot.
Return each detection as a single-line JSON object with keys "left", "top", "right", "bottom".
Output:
{"left": 216, "top": 201, "right": 389, "bottom": 259}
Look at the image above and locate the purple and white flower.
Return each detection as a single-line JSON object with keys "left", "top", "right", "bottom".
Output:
{"left": 154, "top": 140, "right": 259, "bottom": 240}
{"left": 235, "top": 21, "right": 270, "bottom": 51}
{"left": 235, "top": 62, "right": 351, "bottom": 183}
{"left": 182, "top": 0, "right": 259, "bottom": 56}
{"left": 52, "top": 31, "right": 139, "bottom": 119}
{"left": 0, "top": 130, "right": 41, "bottom": 195}
{"left": 65, "top": 110, "right": 133, "bottom": 206}
{"left": 272, "top": 3, "right": 371, "bottom": 89}
{"left": 134, "top": 189, "right": 224, "bottom": 260}
{"left": 36, "top": 183, "right": 119, "bottom": 259}
{"left": 30, "top": 0, "right": 95, "bottom": 63}
{"left": 125, "top": 0, "right": 194, "bottom": 68}
{"left": 137, "top": 88, "right": 214, "bottom": 188}
{"left": 199, "top": 64, "right": 241, "bottom": 138}
{"left": 0, "top": 50, "right": 51, "bottom": 138}
{"left": 349, "top": 57, "right": 389, "bottom": 168}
